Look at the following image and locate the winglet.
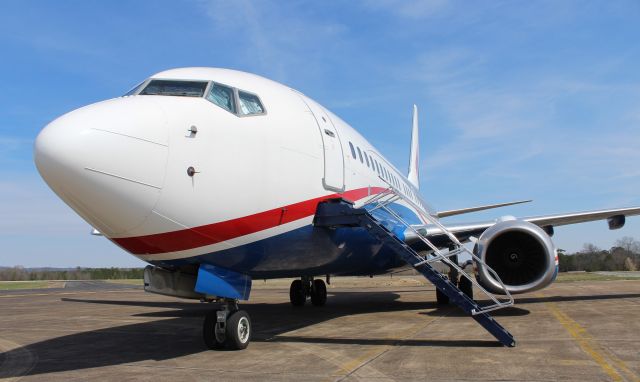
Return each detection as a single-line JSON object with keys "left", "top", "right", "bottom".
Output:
{"left": 407, "top": 104, "right": 420, "bottom": 189}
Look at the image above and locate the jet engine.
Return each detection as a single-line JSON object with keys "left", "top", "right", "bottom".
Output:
{"left": 474, "top": 219, "right": 557, "bottom": 294}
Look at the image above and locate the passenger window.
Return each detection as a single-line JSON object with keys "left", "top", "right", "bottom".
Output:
{"left": 349, "top": 142, "right": 356, "bottom": 159}
{"left": 357, "top": 147, "right": 364, "bottom": 164}
{"left": 238, "top": 91, "right": 265, "bottom": 115}
{"left": 206, "top": 83, "right": 236, "bottom": 113}
{"left": 364, "top": 152, "right": 370, "bottom": 168}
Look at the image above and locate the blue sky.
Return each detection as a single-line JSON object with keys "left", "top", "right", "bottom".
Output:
{"left": 1, "top": 0, "right": 639, "bottom": 267}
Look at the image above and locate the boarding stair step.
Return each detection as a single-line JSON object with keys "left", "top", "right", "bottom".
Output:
{"left": 314, "top": 198, "right": 516, "bottom": 347}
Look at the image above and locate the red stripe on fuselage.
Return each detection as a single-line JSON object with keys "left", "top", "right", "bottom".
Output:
{"left": 112, "top": 187, "right": 386, "bottom": 255}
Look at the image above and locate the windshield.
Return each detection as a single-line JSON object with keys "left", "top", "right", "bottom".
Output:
{"left": 238, "top": 91, "right": 264, "bottom": 115}
{"left": 123, "top": 81, "right": 146, "bottom": 96}
{"left": 206, "top": 83, "right": 236, "bottom": 113}
{"left": 139, "top": 80, "right": 208, "bottom": 97}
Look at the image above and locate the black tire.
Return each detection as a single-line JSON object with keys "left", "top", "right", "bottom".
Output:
{"left": 436, "top": 288, "right": 449, "bottom": 305}
{"left": 290, "top": 279, "right": 306, "bottom": 306}
{"left": 459, "top": 277, "right": 474, "bottom": 300}
{"left": 310, "top": 279, "right": 327, "bottom": 306}
{"left": 225, "top": 310, "right": 251, "bottom": 350}
{"left": 203, "top": 310, "right": 225, "bottom": 350}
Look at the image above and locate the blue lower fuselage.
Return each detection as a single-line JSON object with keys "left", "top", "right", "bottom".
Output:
{"left": 150, "top": 202, "right": 423, "bottom": 279}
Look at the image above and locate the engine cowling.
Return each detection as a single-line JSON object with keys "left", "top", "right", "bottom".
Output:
{"left": 474, "top": 219, "right": 557, "bottom": 294}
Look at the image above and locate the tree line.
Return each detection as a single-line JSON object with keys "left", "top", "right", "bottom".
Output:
{"left": 1, "top": 237, "right": 638, "bottom": 281}
{"left": 0, "top": 267, "right": 144, "bottom": 281}
{"left": 558, "top": 236, "right": 639, "bottom": 272}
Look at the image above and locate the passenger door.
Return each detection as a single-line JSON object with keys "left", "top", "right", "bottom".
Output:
{"left": 301, "top": 98, "right": 345, "bottom": 192}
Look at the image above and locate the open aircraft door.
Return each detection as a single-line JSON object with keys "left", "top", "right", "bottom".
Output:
{"left": 301, "top": 98, "right": 345, "bottom": 192}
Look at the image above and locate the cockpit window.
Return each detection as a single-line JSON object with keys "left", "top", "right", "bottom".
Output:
{"left": 140, "top": 80, "right": 208, "bottom": 97}
{"left": 133, "top": 78, "right": 266, "bottom": 117}
{"left": 238, "top": 91, "right": 265, "bottom": 115}
{"left": 123, "top": 81, "right": 146, "bottom": 96}
{"left": 206, "top": 83, "right": 236, "bottom": 113}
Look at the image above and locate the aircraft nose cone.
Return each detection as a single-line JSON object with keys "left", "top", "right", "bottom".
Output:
{"left": 34, "top": 97, "right": 168, "bottom": 236}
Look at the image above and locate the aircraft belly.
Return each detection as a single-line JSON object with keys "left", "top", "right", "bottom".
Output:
{"left": 150, "top": 224, "right": 405, "bottom": 278}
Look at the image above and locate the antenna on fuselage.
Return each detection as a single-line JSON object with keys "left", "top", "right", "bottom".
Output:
{"left": 407, "top": 105, "right": 420, "bottom": 189}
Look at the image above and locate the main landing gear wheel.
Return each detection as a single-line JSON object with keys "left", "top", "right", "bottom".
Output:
{"left": 289, "top": 279, "right": 306, "bottom": 306}
{"left": 310, "top": 279, "right": 327, "bottom": 306}
{"left": 203, "top": 300, "right": 251, "bottom": 350}
{"left": 290, "top": 277, "right": 328, "bottom": 306}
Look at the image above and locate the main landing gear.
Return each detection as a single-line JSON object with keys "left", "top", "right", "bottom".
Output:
{"left": 203, "top": 298, "right": 251, "bottom": 350}
{"left": 289, "top": 276, "right": 327, "bottom": 306}
{"left": 436, "top": 251, "right": 474, "bottom": 306}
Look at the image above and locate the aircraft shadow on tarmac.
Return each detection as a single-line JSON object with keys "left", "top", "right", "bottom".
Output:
{"left": 1, "top": 289, "right": 639, "bottom": 377}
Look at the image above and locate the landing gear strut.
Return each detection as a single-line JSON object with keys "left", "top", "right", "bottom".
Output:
{"left": 203, "top": 298, "right": 251, "bottom": 350}
{"left": 289, "top": 276, "right": 327, "bottom": 306}
{"left": 436, "top": 249, "right": 473, "bottom": 305}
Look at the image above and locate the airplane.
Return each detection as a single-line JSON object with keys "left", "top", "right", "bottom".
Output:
{"left": 34, "top": 67, "right": 640, "bottom": 350}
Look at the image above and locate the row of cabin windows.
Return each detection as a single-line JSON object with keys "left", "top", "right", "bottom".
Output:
{"left": 348, "top": 141, "right": 418, "bottom": 202}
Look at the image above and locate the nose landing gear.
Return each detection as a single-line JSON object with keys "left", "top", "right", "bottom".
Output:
{"left": 289, "top": 276, "right": 327, "bottom": 306}
{"left": 203, "top": 298, "right": 252, "bottom": 350}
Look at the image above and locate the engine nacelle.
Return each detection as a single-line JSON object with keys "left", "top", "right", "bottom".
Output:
{"left": 474, "top": 219, "right": 557, "bottom": 294}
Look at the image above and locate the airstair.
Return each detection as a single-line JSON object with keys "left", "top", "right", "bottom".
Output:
{"left": 313, "top": 187, "right": 516, "bottom": 347}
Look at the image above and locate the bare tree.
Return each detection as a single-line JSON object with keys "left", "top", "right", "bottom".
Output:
{"left": 581, "top": 243, "right": 601, "bottom": 254}
{"left": 615, "top": 236, "right": 640, "bottom": 254}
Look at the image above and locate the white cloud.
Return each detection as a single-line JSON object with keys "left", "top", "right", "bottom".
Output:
{"left": 199, "top": 0, "right": 348, "bottom": 83}
{"left": 403, "top": 48, "right": 638, "bottom": 162}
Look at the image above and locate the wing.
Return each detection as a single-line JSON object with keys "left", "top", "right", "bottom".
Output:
{"left": 406, "top": 206, "right": 640, "bottom": 244}
{"left": 436, "top": 199, "right": 532, "bottom": 218}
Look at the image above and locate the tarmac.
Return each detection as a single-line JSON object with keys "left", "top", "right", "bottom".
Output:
{"left": 1, "top": 277, "right": 639, "bottom": 381}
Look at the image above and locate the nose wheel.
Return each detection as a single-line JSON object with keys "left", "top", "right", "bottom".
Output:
{"left": 289, "top": 277, "right": 327, "bottom": 306}
{"left": 203, "top": 299, "right": 252, "bottom": 350}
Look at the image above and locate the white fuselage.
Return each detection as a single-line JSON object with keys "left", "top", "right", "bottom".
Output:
{"left": 35, "top": 67, "right": 431, "bottom": 277}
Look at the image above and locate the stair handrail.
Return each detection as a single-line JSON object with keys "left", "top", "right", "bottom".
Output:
{"left": 357, "top": 184, "right": 514, "bottom": 314}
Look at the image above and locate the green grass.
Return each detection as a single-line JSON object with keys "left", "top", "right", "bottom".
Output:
{"left": 1, "top": 274, "right": 636, "bottom": 290}
{"left": 0, "top": 281, "right": 55, "bottom": 290}
{"left": 555, "top": 272, "right": 640, "bottom": 282}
